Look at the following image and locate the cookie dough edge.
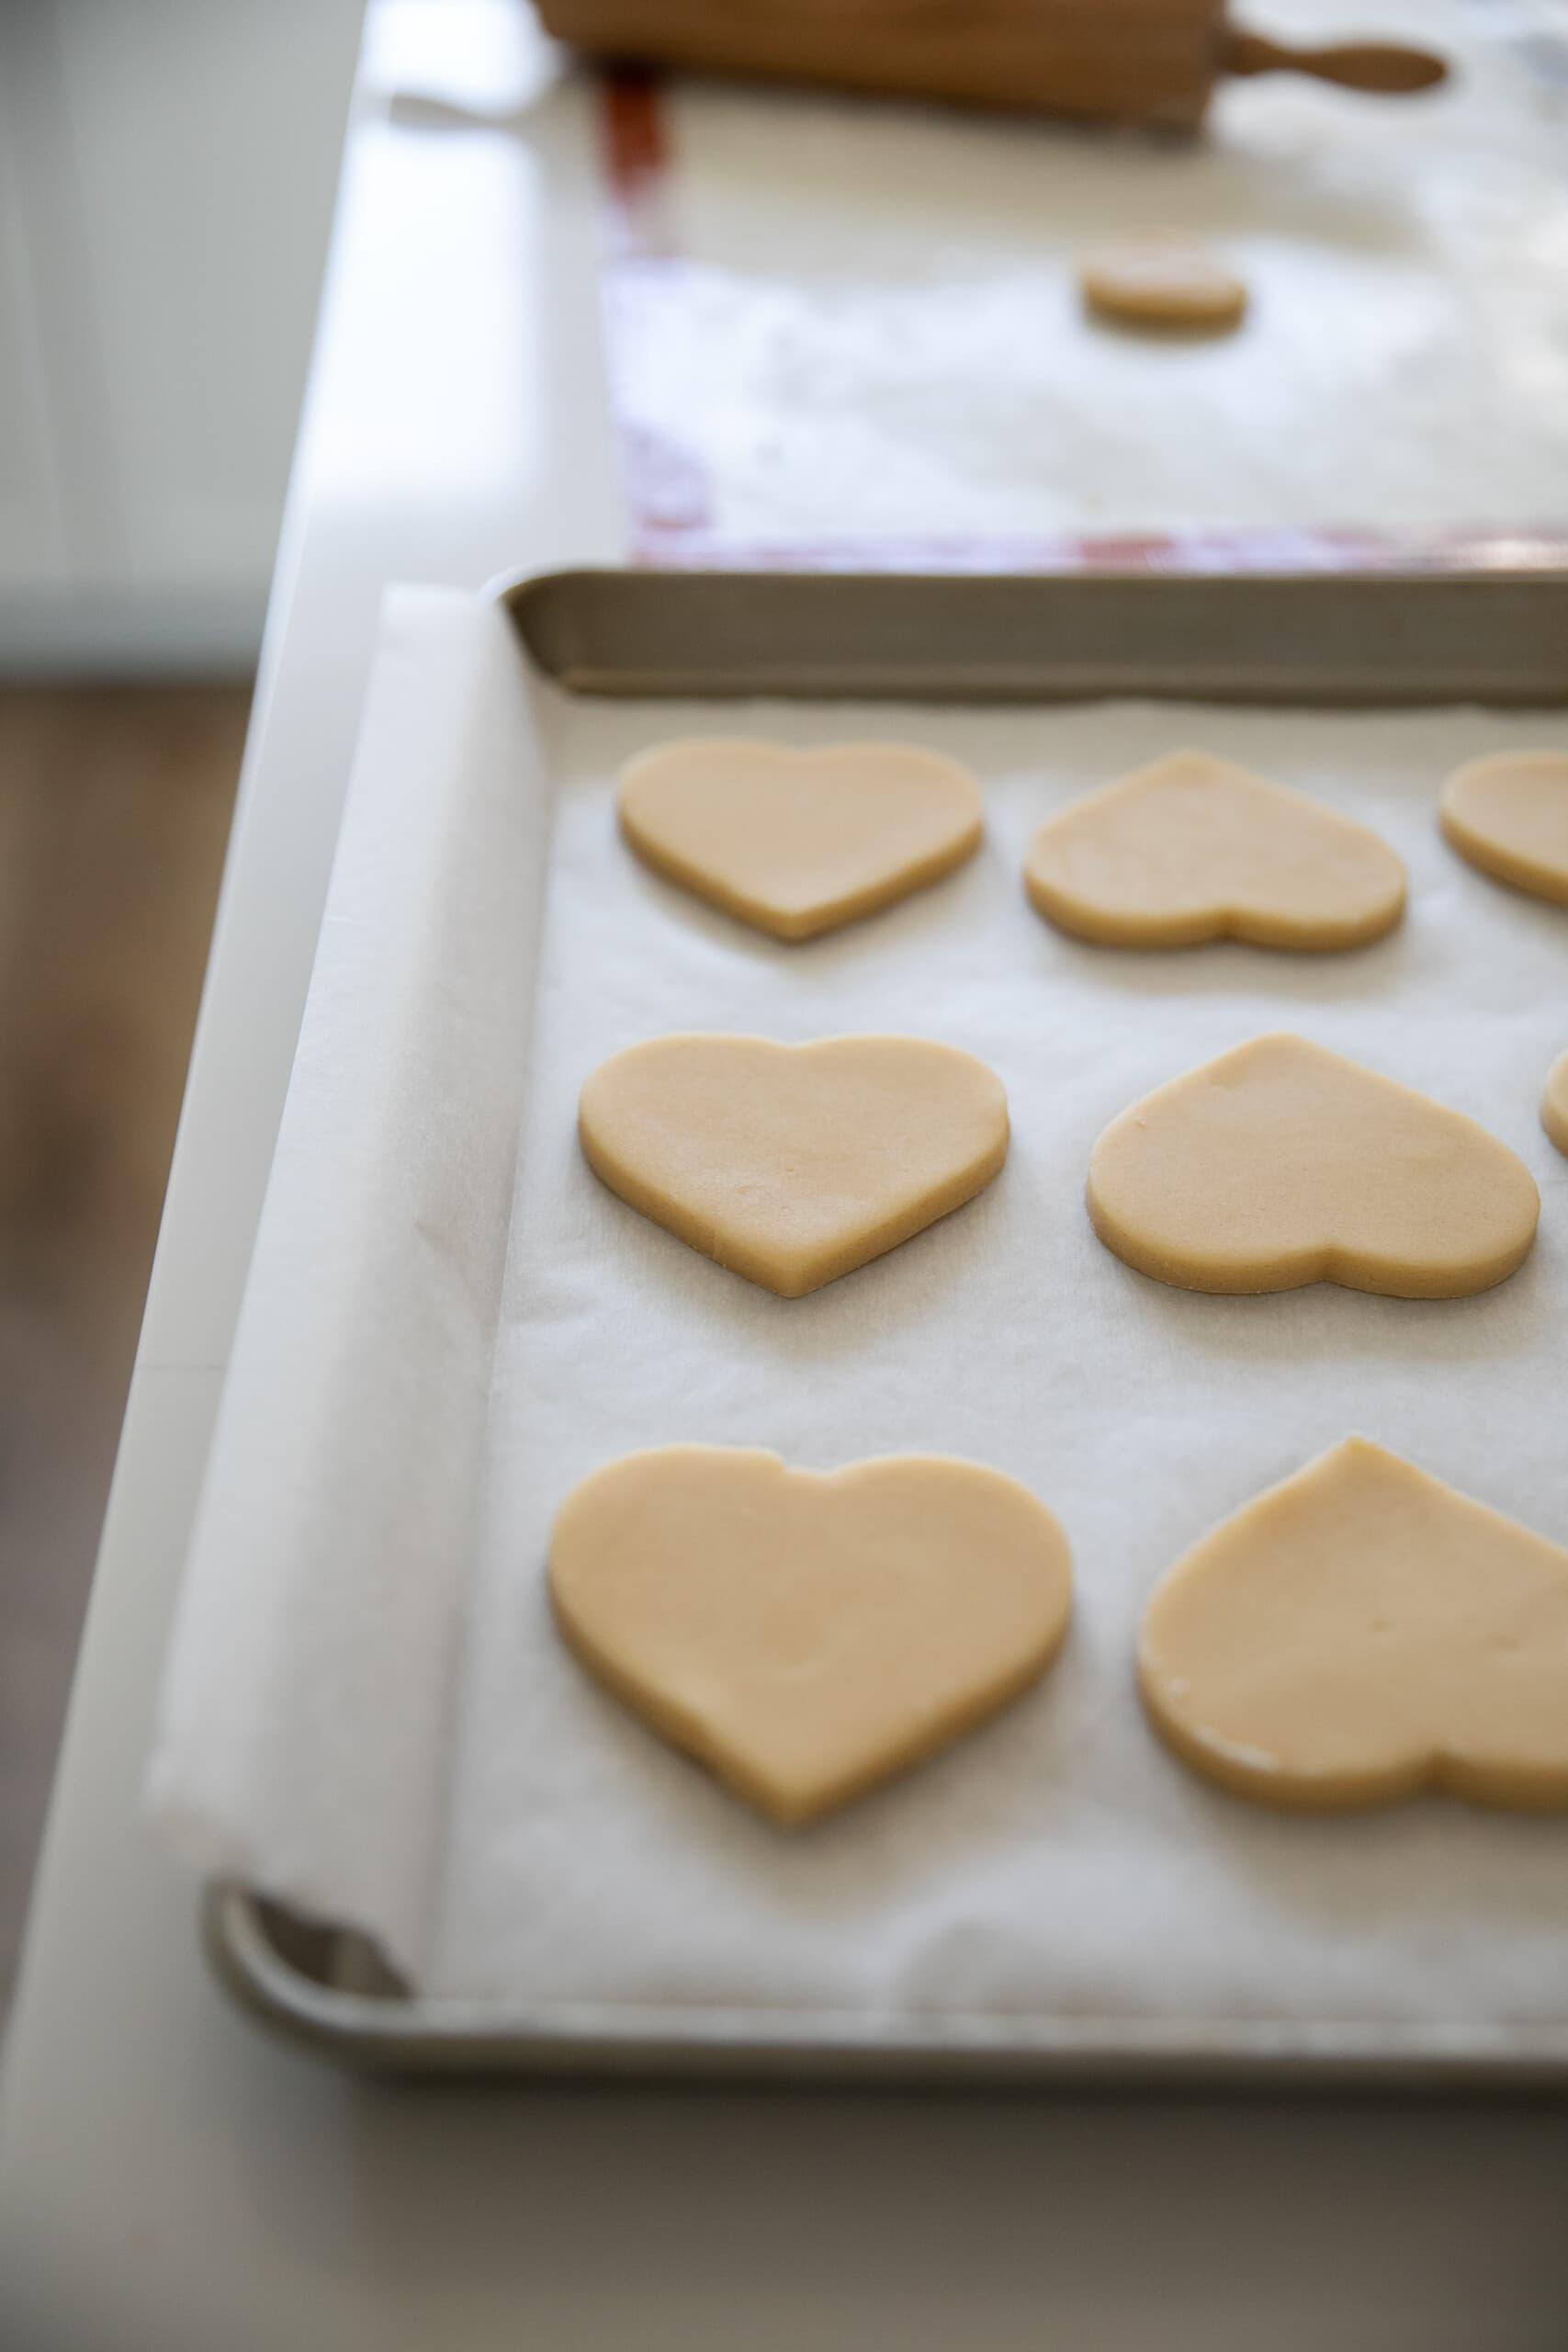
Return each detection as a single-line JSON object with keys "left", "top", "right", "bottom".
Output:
{"left": 1545, "top": 1054, "right": 1568, "bottom": 1159}
{"left": 1438, "top": 770, "right": 1568, "bottom": 909}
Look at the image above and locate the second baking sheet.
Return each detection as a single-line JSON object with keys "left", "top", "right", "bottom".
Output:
{"left": 430, "top": 684, "right": 1568, "bottom": 2036}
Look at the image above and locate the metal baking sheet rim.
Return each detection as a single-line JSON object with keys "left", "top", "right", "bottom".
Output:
{"left": 206, "top": 1887, "right": 1568, "bottom": 2091}
{"left": 205, "top": 562, "right": 1568, "bottom": 2087}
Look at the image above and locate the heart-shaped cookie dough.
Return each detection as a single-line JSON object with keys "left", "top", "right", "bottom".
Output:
{"left": 1024, "top": 750, "right": 1406, "bottom": 951}
{"left": 580, "top": 1034, "right": 1009, "bottom": 1297}
{"left": 1545, "top": 1049, "right": 1568, "bottom": 1159}
{"left": 1140, "top": 1438, "right": 1568, "bottom": 1811}
{"left": 1440, "top": 750, "right": 1568, "bottom": 907}
{"left": 1088, "top": 1034, "right": 1539, "bottom": 1298}
{"left": 551, "top": 1445, "right": 1073, "bottom": 1825}
{"left": 1079, "top": 243, "right": 1247, "bottom": 333}
{"left": 617, "top": 738, "right": 983, "bottom": 941}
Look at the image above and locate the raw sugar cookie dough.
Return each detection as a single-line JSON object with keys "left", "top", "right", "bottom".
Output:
{"left": 1087, "top": 1033, "right": 1539, "bottom": 1298}
{"left": 1139, "top": 1438, "right": 1568, "bottom": 1813}
{"left": 617, "top": 738, "right": 984, "bottom": 941}
{"left": 550, "top": 1446, "right": 1074, "bottom": 1826}
{"left": 580, "top": 1034, "right": 1010, "bottom": 1298}
{"left": 1439, "top": 750, "right": 1568, "bottom": 907}
{"left": 1079, "top": 242, "right": 1248, "bottom": 333}
{"left": 1024, "top": 750, "right": 1406, "bottom": 950}
{"left": 1544, "top": 1050, "right": 1568, "bottom": 1158}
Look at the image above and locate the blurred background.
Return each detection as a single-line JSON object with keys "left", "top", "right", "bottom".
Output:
{"left": 0, "top": 0, "right": 363, "bottom": 2007}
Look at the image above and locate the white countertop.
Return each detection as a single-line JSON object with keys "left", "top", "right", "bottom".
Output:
{"left": 3, "top": 6, "right": 1567, "bottom": 2346}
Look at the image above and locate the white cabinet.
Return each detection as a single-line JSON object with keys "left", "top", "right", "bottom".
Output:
{"left": 0, "top": 39, "right": 72, "bottom": 602}
{"left": 0, "top": 0, "right": 364, "bottom": 671}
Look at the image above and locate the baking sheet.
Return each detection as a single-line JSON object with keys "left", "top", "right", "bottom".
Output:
{"left": 153, "top": 586, "right": 1568, "bottom": 2052}
{"left": 622, "top": 0, "right": 1568, "bottom": 544}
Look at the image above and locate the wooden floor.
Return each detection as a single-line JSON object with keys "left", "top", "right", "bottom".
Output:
{"left": 0, "top": 685, "right": 246, "bottom": 2017}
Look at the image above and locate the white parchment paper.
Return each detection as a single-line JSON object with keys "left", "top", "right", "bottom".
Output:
{"left": 153, "top": 593, "right": 1568, "bottom": 2039}
{"left": 150, "top": 591, "right": 552, "bottom": 1977}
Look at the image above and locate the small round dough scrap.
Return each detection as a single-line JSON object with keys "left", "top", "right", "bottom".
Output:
{"left": 617, "top": 738, "right": 984, "bottom": 941}
{"left": 1140, "top": 1437, "right": 1568, "bottom": 1813}
{"left": 1079, "top": 242, "right": 1247, "bottom": 334}
{"left": 1024, "top": 750, "right": 1406, "bottom": 951}
{"left": 580, "top": 1033, "right": 1010, "bottom": 1298}
{"left": 1439, "top": 750, "right": 1568, "bottom": 907}
{"left": 1545, "top": 1050, "right": 1568, "bottom": 1159}
{"left": 551, "top": 1445, "right": 1074, "bottom": 1826}
{"left": 1088, "top": 1032, "right": 1539, "bottom": 1299}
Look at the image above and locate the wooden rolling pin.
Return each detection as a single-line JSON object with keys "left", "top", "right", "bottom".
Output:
{"left": 536, "top": 0, "right": 1447, "bottom": 128}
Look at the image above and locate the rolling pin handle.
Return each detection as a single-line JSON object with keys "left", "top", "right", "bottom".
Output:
{"left": 1223, "top": 28, "right": 1448, "bottom": 94}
